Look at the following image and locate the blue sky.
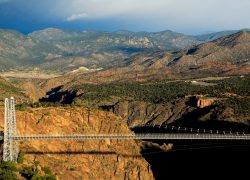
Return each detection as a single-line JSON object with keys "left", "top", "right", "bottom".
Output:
{"left": 0, "top": 0, "right": 249, "bottom": 35}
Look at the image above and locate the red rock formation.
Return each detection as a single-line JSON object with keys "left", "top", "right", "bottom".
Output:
{"left": 196, "top": 97, "right": 215, "bottom": 108}
{"left": 0, "top": 107, "right": 154, "bottom": 180}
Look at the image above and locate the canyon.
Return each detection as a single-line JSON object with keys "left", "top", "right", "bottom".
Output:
{"left": 0, "top": 29, "right": 249, "bottom": 179}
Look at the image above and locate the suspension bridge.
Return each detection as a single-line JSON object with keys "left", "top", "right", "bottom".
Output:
{"left": 2, "top": 97, "right": 250, "bottom": 162}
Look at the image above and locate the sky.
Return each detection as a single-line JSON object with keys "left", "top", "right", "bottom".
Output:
{"left": 0, "top": 0, "right": 249, "bottom": 35}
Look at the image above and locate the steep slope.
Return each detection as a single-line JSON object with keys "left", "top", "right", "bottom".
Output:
{"left": 0, "top": 107, "right": 154, "bottom": 180}
{"left": 194, "top": 29, "right": 250, "bottom": 41}
{"left": 140, "top": 30, "right": 200, "bottom": 50}
{"left": 0, "top": 77, "right": 29, "bottom": 104}
{"left": 71, "top": 31, "right": 250, "bottom": 83}
{"left": 0, "top": 28, "right": 201, "bottom": 71}
{"left": 28, "top": 28, "right": 77, "bottom": 41}
{"left": 171, "top": 31, "right": 250, "bottom": 77}
{"left": 35, "top": 75, "right": 249, "bottom": 129}
{"left": 0, "top": 30, "right": 36, "bottom": 69}
{"left": 194, "top": 30, "right": 238, "bottom": 41}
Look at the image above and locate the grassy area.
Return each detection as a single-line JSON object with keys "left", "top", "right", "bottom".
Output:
{"left": 71, "top": 75, "right": 249, "bottom": 103}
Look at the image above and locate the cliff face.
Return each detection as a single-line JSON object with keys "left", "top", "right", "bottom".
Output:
{"left": 113, "top": 97, "right": 250, "bottom": 128}
{"left": 0, "top": 107, "right": 154, "bottom": 180}
{"left": 113, "top": 99, "right": 188, "bottom": 127}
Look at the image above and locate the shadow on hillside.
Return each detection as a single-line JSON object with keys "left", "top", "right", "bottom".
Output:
{"left": 115, "top": 46, "right": 149, "bottom": 54}
{"left": 24, "top": 151, "right": 142, "bottom": 158}
{"left": 132, "top": 121, "right": 250, "bottom": 134}
{"left": 132, "top": 105, "right": 250, "bottom": 133}
{"left": 39, "top": 85, "right": 76, "bottom": 104}
{"left": 171, "top": 105, "right": 250, "bottom": 132}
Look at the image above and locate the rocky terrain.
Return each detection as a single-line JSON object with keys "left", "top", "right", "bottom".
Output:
{"left": 0, "top": 28, "right": 202, "bottom": 72}
{"left": 15, "top": 75, "right": 249, "bottom": 130}
{"left": 0, "top": 77, "right": 28, "bottom": 105}
{"left": 66, "top": 31, "right": 250, "bottom": 83}
{"left": 1, "top": 28, "right": 248, "bottom": 72}
{"left": 0, "top": 107, "right": 154, "bottom": 180}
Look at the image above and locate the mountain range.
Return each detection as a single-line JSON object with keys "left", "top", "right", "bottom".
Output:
{"left": 58, "top": 31, "right": 250, "bottom": 84}
{"left": 0, "top": 28, "right": 248, "bottom": 72}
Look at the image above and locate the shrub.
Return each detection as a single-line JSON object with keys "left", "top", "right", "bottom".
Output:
{"left": 20, "top": 166, "right": 34, "bottom": 179}
{"left": 17, "top": 151, "right": 25, "bottom": 163}
{"left": 42, "top": 167, "right": 52, "bottom": 175}
{"left": 20, "top": 163, "right": 56, "bottom": 180}
{"left": 0, "top": 161, "right": 18, "bottom": 180}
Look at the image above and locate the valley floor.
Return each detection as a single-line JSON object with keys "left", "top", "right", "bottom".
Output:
{"left": 0, "top": 70, "right": 61, "bottom": 79}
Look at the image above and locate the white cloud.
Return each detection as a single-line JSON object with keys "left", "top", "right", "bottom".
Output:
{"left": 59, "top": 0, "right": 250, "bottom": 30}
{"left": 63, "top": 0, "right": 168, "bottom": 19}
{"left": 66, "top": 13, "right": 88, "bottom": 21}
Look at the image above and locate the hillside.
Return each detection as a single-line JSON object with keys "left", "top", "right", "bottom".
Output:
{"left": 70, "top": 31, "right": 250, "bottom": 83}
{"left": 37, "top": 75, "right": 249, "bottom": 128}
{"left": 194, "top": 29, "right": 250, "bottom": 41}
{"left": 194, "top": 30, "right": 238, "bottom": 41}
{"left": 170, "top": 31, "right": 250, "bottom": 77}
{"left": 0, "top": 28, "right": 201, "bottom": 72}
{"left": 0, "top": 30, "right": 35, "bottom": 69}
{"left": 2, "top": 31, "right": 249, "bottom": 106}
{"left": 0, "top": 107, "right": 154, "bottom": 179}
{"left": 0, "top": 77, "right": 28, "bottom": 104}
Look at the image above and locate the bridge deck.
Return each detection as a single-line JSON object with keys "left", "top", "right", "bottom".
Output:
{"left": 0, "top": 133, "right": 248, "bottom": 140}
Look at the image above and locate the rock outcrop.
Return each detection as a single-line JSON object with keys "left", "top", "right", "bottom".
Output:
{"left": 196, "top": 97, "right": 216, "bottom": 108}
{"left": 113, "top": 99, "right": 189, "bottom": 127}
{"left": 0, "top": 107, "right": 154, "bottom": 180}
{"left": 112, "top": 97, "right": 249, "bottom": 128}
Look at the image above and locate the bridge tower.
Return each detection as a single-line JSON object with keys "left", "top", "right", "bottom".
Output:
{"left": 3, "top": 97, "right": 19, "bottom": 162}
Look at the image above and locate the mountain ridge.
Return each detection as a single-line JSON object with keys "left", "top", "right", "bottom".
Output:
{"left": 0, "top": 28, "right": 249, "bottom": 73}
{"left": 0, "top": 28, "right": 200, "bottom": 71}
{"left": 66, "top": 31, "right": 250, "bottom": 83}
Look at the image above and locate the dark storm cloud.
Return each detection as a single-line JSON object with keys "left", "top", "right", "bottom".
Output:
{"left": 0, "top": 0, "right": 249, "bottom": 34}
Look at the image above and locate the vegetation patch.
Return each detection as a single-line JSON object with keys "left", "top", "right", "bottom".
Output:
{"left": 0, "top": 152, "right": 56, "bottom": 180}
